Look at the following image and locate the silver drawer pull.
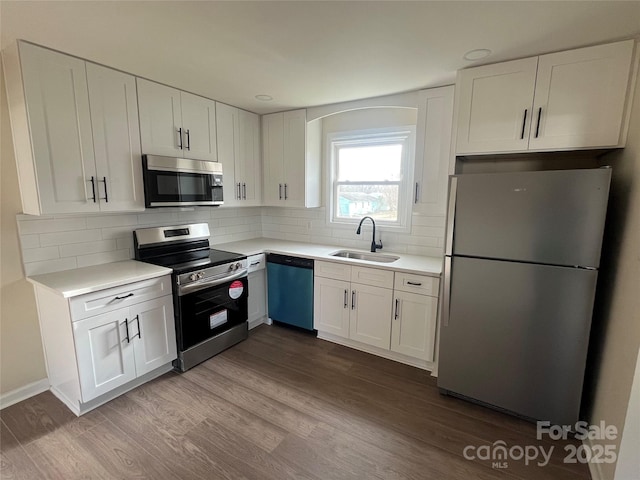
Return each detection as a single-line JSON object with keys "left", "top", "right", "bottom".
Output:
{"left": 407, "top": 281, "right": 422, "bottom": 286}
{"left": 114, "top": 293, "right": 134, "bottom": 301}
{"left": 250, "top": 261, "right": 261, "bottom": 266}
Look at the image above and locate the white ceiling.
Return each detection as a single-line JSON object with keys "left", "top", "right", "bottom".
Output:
{"left": 1, "top": 1, "right": 639, "bottom": 114}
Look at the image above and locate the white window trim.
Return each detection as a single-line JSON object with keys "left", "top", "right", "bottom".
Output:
{"left": 326, "top": 126, "right": 416, "bottom": 234}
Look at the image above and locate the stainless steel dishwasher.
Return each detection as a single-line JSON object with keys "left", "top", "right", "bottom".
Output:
{"left": 266, "top": 254, "right": 314, "bottom": 330}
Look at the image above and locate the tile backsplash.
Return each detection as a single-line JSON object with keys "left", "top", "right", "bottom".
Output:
{"left": 261, "top": 207, "right": 445, "bottom": 257}
{"left": 17, "top": 207, "right": 262, "bottom": 276}
{"left": 16, "top": 206, "right": 445, "bottom": 276}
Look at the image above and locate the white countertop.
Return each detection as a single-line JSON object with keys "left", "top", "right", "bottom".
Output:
{"left": 28, "top": 260, "right": 172, "bottom": 298}
{"left": 214, "top": 238, "right": 443, "bottom": 276}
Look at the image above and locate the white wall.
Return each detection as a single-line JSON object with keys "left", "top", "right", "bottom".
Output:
{"left": 0, "top": 64, "right": 47, "bottom": 396}
{"left": 587, "top": 70, "right": 640, "bottom": 480}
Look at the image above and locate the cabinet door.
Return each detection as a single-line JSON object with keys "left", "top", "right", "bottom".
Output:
{"left": 414, "top": 86, "right": 454, "bottom": 216}
{"left": 19, "top": 42, "right": 98, "bottom": 214}
{"left": 238, "top": 109, "right": 262, "bottom": 206}
{"left": 349, "top": 284, "right": 393, "bottom": 349}
{"left": 282, "top": 109, "right": 306, "bottom": 206}
{"left": 180, "top": 92, "right": 218, "bottom": 161}
{"left": 455, "top": 57, "right": 538, "bottom": 154}
{"left": 137, "top": 79, "right": 183, "bottom": 157}
{"left": 262, "top": 112, "right": 285, "bottom": 206}
{"left": 130, "top": 296, "right": 177, "bottom": 377}
{"left": 86, "top": 63, "right": 144, "bottom": 212}
{"left": 529, "top": 40, "right": 634, "bottom": 151}
{"left": 313, "top": 276, "right": 350, "bottom": 338}
{"left": 248, "top": 270, "right": 267, "bottom": 326}
{"left": 391, "top": 291, "right": 438, "bottom": 361}
{"left": 216, "top": 102, "right": 241, "bottom": 206}
{"left": 73, "top": 307, "right": 136, "bottom": 402}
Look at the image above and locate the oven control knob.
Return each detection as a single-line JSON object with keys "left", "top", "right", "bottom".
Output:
{"left": 189, "top": 273, "right": 198, "bottom": 281}
{"left": 229, "top": 263, "right": 237, "bottom": 271}
{"left": 197, "top": 272, "right": 205, "bottom": 279}
{"left": 235, "top": 262, "right": 243, "bottom": 270}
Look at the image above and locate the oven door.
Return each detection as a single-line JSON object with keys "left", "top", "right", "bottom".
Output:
{"left": 176, "top": 275, "right": 248, "bottom": 351}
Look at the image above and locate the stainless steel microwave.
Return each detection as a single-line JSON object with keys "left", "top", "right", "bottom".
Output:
{"left": 142, "top": 155, "right": 223, "bottom": 207}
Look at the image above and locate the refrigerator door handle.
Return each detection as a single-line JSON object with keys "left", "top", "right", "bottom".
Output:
{"left": 442, "top": 256, "right": 452, "bottom": 327}
{"left": 445, "top": 177, "right": 457, "bottom": 256}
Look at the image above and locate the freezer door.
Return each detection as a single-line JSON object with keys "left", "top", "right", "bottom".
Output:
{"left": 450, "top": 168, "right": 610, "bottom": 267}
{"left": 438, "top": 256, "right": 597, "bottom": 425}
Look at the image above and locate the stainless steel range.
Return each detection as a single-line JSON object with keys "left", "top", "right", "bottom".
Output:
{"left": 133, "top": 223, "right": 248, "bottom": 371}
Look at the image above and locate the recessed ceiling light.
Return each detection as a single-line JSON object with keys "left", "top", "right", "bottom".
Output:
{"left": 255, "top": 94, "right": 273, "bottom": 101}
{"left": 463, "top": 49, "right": 492, "bottom": 61}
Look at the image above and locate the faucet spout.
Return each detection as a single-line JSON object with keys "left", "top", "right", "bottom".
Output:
{"left": 356, "top": 216, "right": 383, "bottom": 252}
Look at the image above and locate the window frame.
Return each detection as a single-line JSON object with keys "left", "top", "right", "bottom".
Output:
{"left": 326, "top": 126, "right": 416, "bottom": 233}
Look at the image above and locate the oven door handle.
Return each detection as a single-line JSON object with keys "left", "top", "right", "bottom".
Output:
{"left": 177, "top": 269, "right": 248, "bottom": 296}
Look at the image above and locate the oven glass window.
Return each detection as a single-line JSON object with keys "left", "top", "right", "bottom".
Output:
{"left": 177, "top": 277, "right": 248, "bottom": 350}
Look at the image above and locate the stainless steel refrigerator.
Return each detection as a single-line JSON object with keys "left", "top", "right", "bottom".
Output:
{"left": 437, "top": 167, "right": 611, "bottom": 426}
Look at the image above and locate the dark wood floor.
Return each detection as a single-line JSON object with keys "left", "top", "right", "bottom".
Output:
{"left": 1, "top": 324, "right": 590, "bottom": 480}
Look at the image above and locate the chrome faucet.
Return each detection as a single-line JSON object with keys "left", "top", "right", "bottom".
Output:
{"left": 356, "top": 216, "right": 383, "bottom": 253}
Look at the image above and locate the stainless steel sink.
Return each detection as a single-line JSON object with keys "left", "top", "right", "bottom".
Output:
{"left": 330, "top": 250, "right": 399, "bottom": 263}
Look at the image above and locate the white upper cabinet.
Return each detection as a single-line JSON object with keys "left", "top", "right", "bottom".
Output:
{"left": 216, "top": 102, "right": 261, "bottom": 206}
{"left": 529, "top": 41, "right": 636, "bottom": 150}
{"left": 2, "top": 41, "right": 144, "bottom": 215}
{"left": 86, "top": 63, "right": 144, "bottom": 212}
{"left": 137, "top": 79, "right": 217, "bottom": 161}
{"left": 413, "top": 85, "right": 455, "bottom": 216}
{"left": 4, "top": 42, "right": 97, "bottom": 214}
{"left": 262, "top": 109, "right": 321, "bottom": 208}
{"left": 455, "top": 40, "right": 636, "bottom": 155}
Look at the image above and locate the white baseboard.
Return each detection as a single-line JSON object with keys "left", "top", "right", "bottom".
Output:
{"left": 0, "top": 378, "right": 49, "bottom": 409}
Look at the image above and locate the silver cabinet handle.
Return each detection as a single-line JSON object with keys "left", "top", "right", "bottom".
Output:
{"left": 284, "top": 183, "right": 288, "bottom": 200}
{"left": 279, "top": 184, "right": 282, "bottom": 200}
{"left": 343, "top": 289, "right": 348, "bottom": 308}
{"left": 177, "top": 128, "right": 183, "bottom": 149}
{"left": 394, "top": 299, "right": 400, "bottom": 320}
{"left": 351, "top": 290, "right": 356, "bottom": 310}
{"left": 185, "top": 129, "right": 190, "bottom": 150}
{"left": 242, "top": 183, "right": 246, "bottom": 200}
{"left": 407, "top": 281, "right": 422, "bottom": 286}
{"left": 414, "top": 182, "right": 419, "bottom": 204}
{"left": 237, "top": 183, "right": 241, "bottom": 200}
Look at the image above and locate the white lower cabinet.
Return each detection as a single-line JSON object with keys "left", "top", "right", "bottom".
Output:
{"left": 314, "top": 261, "right": 439, "bottom": 370}
{"left": 391, "top": 291, "right": 438, "bottom": 361}
{"left": 33, "top": 274, "right": 176, "bottom": 415}
{"left": 74, "top": 294, "right": 176, "bottom": 403}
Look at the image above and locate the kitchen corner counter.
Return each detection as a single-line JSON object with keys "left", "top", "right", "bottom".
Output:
{"left": 213, "top": 238, "right": 443, "bottom": 276}
{"left": 27, "top": 260, "right": 173, "bottom": 298}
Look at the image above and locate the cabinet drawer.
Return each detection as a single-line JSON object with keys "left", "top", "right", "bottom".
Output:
{"left": 351, "top": 266, "right": 394, "bottom": 289}
{"left": 247, "top": 254, "right": 266, "bottom": 272}
{"left": 315, "top": 261, "right": 351, "bottom": 281}
{"left": 394, "top": 272, "right": 439, "bottom": 296}
{"left": 70, "top": 275, "right": 172, "bottom": 321}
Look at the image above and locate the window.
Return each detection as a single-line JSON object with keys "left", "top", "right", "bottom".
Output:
{"left": 328, "top": 127, "right": 415, "bottom": 230}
